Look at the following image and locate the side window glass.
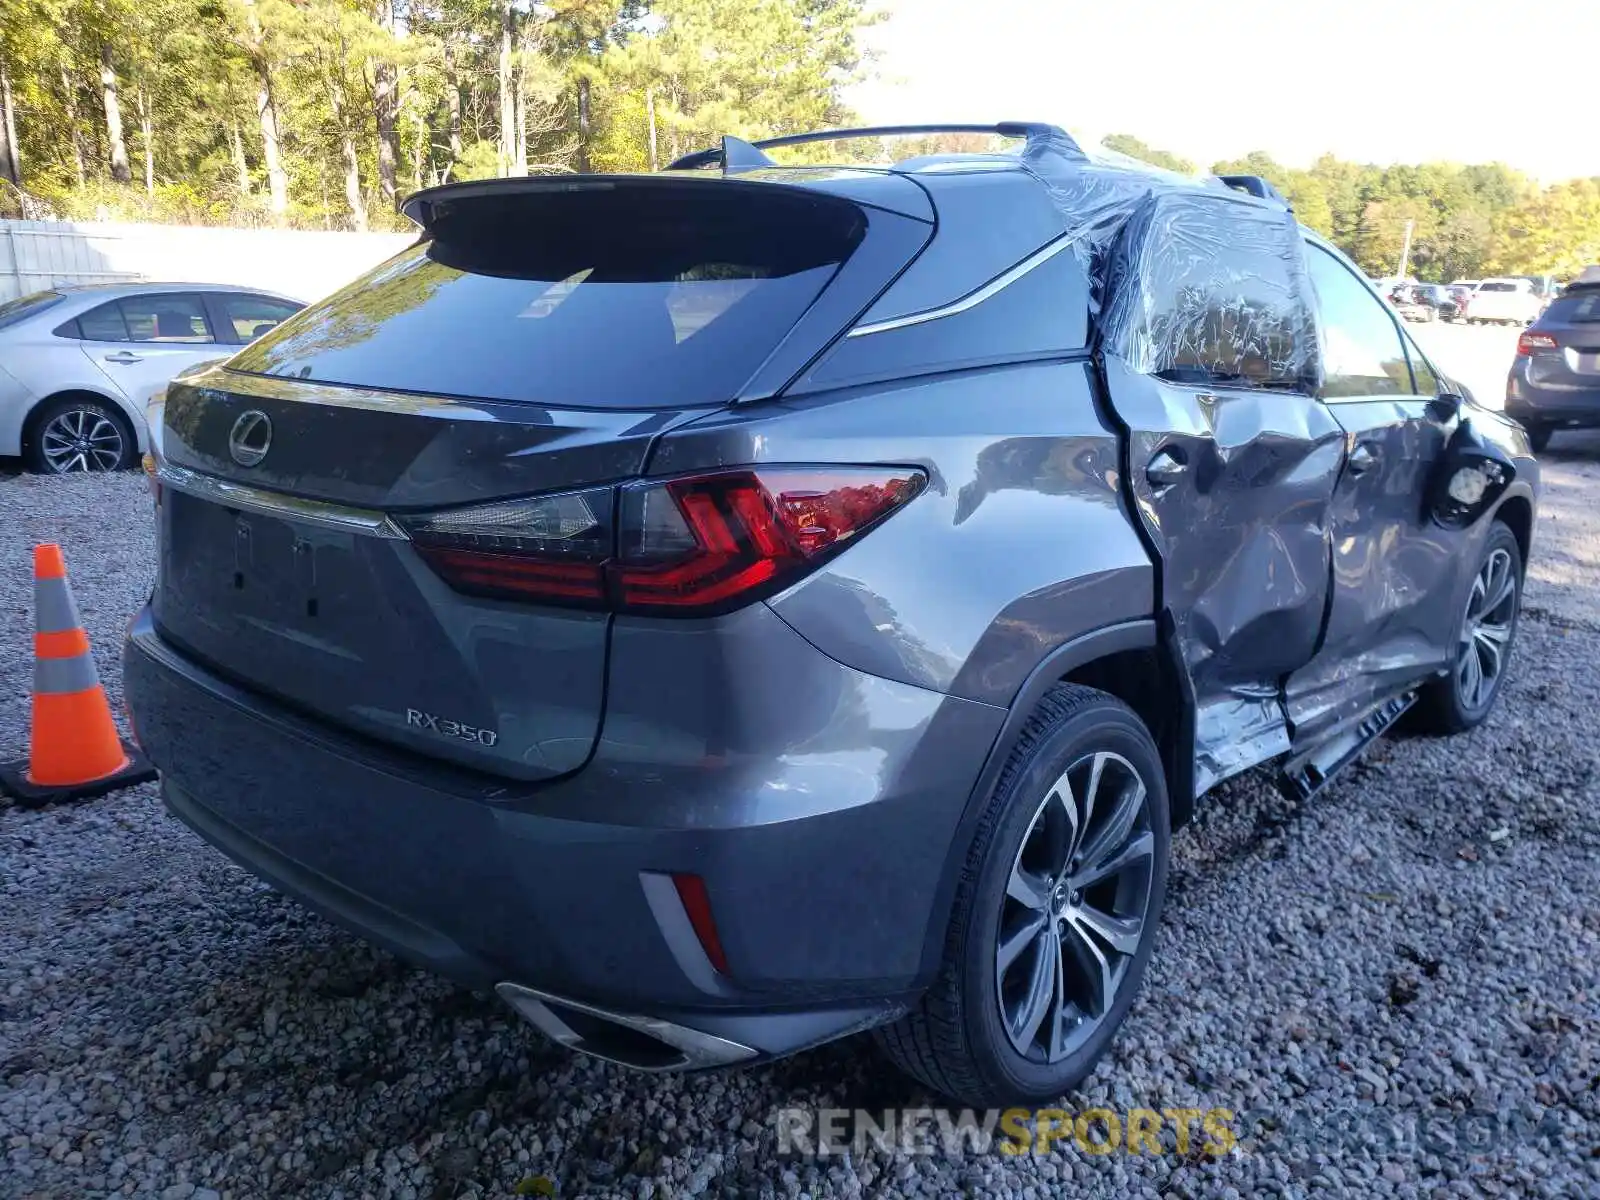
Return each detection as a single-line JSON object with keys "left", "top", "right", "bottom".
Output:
{"left": 1304, "top": 246, "right": 1413, "bottom": 398}
{"left": 119, "top": 294, "right": 214, "bottom": 343}
{"left": 216, "top": 294, "right": 302, "bottom": 343}
{"left": 1102, "top": 194, "right": 1317, "bottom": 393}
{"left": 1405, "top": 336, "right": 1439, "bottom": 395}
{"left": 77, "top": 302, "right": 130, "bottom": 342}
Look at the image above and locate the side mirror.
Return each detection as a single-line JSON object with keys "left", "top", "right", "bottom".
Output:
{"left": 1428, "top": 418, "right": 1515, "bottom": 529}
{"left": 1427, "top": 391, "right": 1464, "bottom": 422}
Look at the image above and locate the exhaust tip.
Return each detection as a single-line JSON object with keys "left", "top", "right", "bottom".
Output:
{"left": 496, "top": 982, "right": 756, "bottom": 1071}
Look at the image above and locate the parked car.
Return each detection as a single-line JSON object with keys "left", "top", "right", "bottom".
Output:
{"left": 0, "top": 283, "right": 303, "bottom": 474}
{"left": 124, "top": 123, "right": 1538, "bottom": 1106}
{"left": 1505, "top": 272, "right": 1600, "bottom": 451}
{"left": 1445, "top": 284, "right": 1476, "bottom": 321}
{"left": 1393, "top": 284, "right": 1440, "bottom": 323}
{"left": 1459, "top": 277, "right": 1544, "bottom": 326}
{"left": 1409, "top": 283, "right": 1460, "bottom": 321}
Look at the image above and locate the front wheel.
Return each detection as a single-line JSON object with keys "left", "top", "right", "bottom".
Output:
{"left": 1413, "top": 522, "right": 1522, "bottom": 734}
{"left": 875, "top": 685, "right": 1170, "bottom": 1106}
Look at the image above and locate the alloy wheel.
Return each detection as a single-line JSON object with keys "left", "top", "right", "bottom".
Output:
{"left": 1457, "top": 546, "right": 1516, "bottom": 711}
{"left": 40, "top": 407, "right": 126, "bottom": 473}
{"left": 995, "top": 750, "right": 1156, "bottom": 1063}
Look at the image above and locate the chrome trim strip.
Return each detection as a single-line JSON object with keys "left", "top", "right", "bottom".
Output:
{"left": 846, "top": 233, "right": 1080, "bottom": 337}
{"left": 193, "top": 366, "right": 498, "bottom": 421}
{"left": 156, "top": 462, "right": 410, "bottom": 540}
{"left": 495, "top": 982, "right": 757, "bottom": 1071}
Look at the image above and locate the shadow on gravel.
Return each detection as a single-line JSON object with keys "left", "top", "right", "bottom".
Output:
{"left": 1537, "top": 428, "right": 1600, "bottom": 462}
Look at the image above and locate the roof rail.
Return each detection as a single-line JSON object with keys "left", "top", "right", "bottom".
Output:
{"left": 666, "top": 123, "right": 1078, "bottom": 173}
{"left": 1217, "top": 174, "right": 1292, "bottom": 209}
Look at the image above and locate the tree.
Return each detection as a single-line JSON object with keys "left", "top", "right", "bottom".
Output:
{"left": 5, "top": 0, "right": 1591, "bottom": 273}
{"left": 1489, "top": 179, "right": 1600, "bottom": 277}
{"left": 1210, "top": 150, "right": 1287, "bottom": 181}
{"left": 371, "top": 0, "right": 399, "bottom": 203}
{"left": 1102, "top": 133, "right": 1193, "bottom": 175}
{"left": 237, "top": 0, "right": 289, "bottom": 216}
{"left": 0, "top": 68, "right": 19, "bottom": 184}
{"left": 98, "top": 43, "right": 131, "bottom": 181}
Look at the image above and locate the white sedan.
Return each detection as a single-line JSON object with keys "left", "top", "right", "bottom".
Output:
{"left": 0, "top": 283, "right": 303, "bottom": 473}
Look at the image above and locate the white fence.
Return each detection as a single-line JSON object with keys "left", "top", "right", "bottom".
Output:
{"left": 0, "top": 219, "right": 415, "bottom": 305}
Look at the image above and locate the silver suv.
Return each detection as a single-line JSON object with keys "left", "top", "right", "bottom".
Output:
{"left": 125, "top": 124, "right": 1538, "bottom": 1105}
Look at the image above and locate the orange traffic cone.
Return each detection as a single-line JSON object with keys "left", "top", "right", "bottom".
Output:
{"left": 0, "top": 544, "right": 156, "bottom": 808}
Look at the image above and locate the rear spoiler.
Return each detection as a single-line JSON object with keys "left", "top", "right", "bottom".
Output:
{"left": 399, "top": 171, "right": 937, "bottom": 233}
{"left": 666, "top": 122, "right": 1077, "bottom": 173}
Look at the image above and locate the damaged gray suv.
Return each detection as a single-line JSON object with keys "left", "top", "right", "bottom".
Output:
{"left": 125, "top": 123, "right": 1538, "bottom": 1106}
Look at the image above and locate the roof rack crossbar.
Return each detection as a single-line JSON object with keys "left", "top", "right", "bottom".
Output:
{"left": 1216, "top": 174, "right": 1292, "bottom": 210}
{"left": 667, "top": 122, "right": 1078, "bottom": 173}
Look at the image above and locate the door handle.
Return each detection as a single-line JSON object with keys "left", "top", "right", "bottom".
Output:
{"left": 1347, "top": 443, "right": 1379, "bottom": 475}
{"left": 1145, "top": 448, "right": 1188, "bottom": 488}
{"left": 103, "top": 351, "right": 143, "bottom": 364}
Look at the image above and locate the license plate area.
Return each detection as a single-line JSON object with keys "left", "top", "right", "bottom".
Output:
{"left": 231, "top": 513, "right": 317, "bottom": 617}
{"left": 1569, "top": 348, "right": 1600, "bottom": 376}
{"left": 165, "top": 491, "right": 365, "bottom": 631}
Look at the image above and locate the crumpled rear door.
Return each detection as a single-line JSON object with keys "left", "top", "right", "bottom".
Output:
{"left": 1095, "top": 190, "right": 1339, "bottom": 796}
{"left": 1105, "top": 362, "right": 1343, "bottom": 794}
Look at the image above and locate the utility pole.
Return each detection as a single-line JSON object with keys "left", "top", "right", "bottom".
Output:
{"left": 1396, "top": 218, "right": 1415, "bottom": 281}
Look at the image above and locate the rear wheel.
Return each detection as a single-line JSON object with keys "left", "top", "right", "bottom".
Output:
{"left": 1413, "top": 522, "right": 1522, "bottom": 734}
{"left": 25, "top": 397, "right": 135, "bottom": 474}
{"left": 875, "top": 685, "right": 1169, "bottom": 1105}
{"left": 1526, "top": 425, "right": 1552, "bottom": 453}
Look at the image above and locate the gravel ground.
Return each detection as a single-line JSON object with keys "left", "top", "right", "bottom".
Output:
{"left": 3, "top": 423, "right": 1599, "bottom": 1198}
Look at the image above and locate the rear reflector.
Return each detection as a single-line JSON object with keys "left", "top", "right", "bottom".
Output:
{"left": 672, "top": 873, "right": 729, "bottom": 975}
{"left": 400, "top": 466, "right": 924, "bottom": 615}
{"left": 1517, "top": 331, "right": 1559, "bottom": 356}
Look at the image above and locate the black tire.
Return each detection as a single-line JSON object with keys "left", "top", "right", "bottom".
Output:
{"left": 1526, "top": 425, "right": 1552, "bottom": 453}
{"left": 875, "top": 684, "right": 1170, "bottom": 1106}
{"left": 1413, "top": 521, "right": 1522, "bottom": 735}
{"left": 24, "top": 396, "right": 136, "bottom": 474}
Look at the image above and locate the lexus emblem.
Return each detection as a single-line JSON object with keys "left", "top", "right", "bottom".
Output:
{"left": 228, "top": 410, "right": 272, "bottom": 467}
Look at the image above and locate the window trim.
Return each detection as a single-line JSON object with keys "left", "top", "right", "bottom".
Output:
{"left": 1302, "top": 239, "right": 1422, "bottom": 401}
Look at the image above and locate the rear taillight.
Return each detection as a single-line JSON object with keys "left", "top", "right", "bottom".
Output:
{"left": 399, "top": 466, "right": 924, "bottom": 615}
{"left": 1517, "top": 331, "right": 1558, "bottom": 356}
{"left": 404, "top": 488, "right": 614, "bottom": 604}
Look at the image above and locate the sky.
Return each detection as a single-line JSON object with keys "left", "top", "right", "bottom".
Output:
{"left": 849, "top": 0, "right": 1600, "bottom": 183}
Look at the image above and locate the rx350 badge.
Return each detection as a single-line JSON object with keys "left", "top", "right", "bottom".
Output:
{"left": 406, "top": 708, "right": 499, "bottom": 747}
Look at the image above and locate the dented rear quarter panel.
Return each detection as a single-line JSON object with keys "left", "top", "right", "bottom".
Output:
{"left": 646, "top": 360, "right": 1155, "bottom": 706}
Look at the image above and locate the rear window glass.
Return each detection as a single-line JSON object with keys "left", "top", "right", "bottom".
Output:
{"left": 1544, "top": 290, "right": 1600, "bottom": 323}
{"left": 1478, "top": 282, "right": 1515, "bottom": 293}
{"left": 230, "top": 185, "right": 866, "bottom": 408}
{"left": 0, "top": 290, "right": 62, "bottom": 332}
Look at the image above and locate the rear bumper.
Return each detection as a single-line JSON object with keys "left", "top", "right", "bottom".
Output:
{"left": 124, "top": 604, "right": 1004, "bottom": 1061}
{"left": 1506, "top": 362, "right": 1600, "bottom": 427}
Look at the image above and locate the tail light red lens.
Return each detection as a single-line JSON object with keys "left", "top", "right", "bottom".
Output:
{"left": 613, "top": 467, "right": 924, "bottom": 612}
{"left": 1517, "top": 331, "right": 1558, "bottom": 356}
{"left": 400, "top": 466, "right": 924, "bottom": 615}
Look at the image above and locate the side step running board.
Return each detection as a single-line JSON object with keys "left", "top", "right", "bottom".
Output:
{"left": 1277, "top": 691, "right": 1416, "bottom": 803}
